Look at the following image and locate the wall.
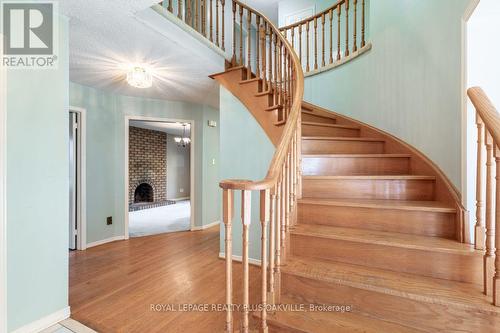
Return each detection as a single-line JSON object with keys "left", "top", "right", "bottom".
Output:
{"left": 219, "top": 86, "right": 275, "bottom": 260}
{"left": 6, "top": 17, "right": 70, "bottom": 332}
{"left": 465, "top": 0, "right": 500, "bottom": 237}
{"left": 279, "top": 0, "right": 469, "bottom": 189}
{"left": 166, "top": 134, "right": 191, "bottom": 199}
{"left": 129, "top": 126, "right": 167, "bottom": 203}
{"left": 69, "top": 82, "right": 220, "bottom": 243}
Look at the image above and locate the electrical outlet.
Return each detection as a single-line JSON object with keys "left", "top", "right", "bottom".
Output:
{"left": 180, "top": 188, "right": 184, "bottom": 193}
{"left": 107, "top": 216, "right": 113, "bottom": 225}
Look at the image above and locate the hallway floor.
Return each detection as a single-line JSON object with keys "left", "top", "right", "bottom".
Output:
{"left": 69, "top": 226, "right": 261, "bottom": 332}
{"left": 128, "top": 200, "right": 191, "bottom": 237}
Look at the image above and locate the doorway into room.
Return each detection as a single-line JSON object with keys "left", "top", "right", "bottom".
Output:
{"left": 126, "top": 118, "right": 193, "bottom": 238}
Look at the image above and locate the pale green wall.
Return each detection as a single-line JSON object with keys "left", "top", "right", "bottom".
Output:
{"left": 219, "top": 87, "right": 274, "bottom": 260}
{"left": 280, "top": 0, "right": 469, "bottom": 188}
{"left": 69, "top": 83, "right": 220, "bottom": 243}
{"left": 6, "top": 17, "right": 69, "bottom": 332}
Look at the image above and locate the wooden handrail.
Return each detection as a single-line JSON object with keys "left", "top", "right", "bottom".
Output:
{"left": 219, "top": 1, "right": 304, "bottom": 331}
{"left": 220, "top": 1, "right": 304, "bottom": 191}
{"left": 469, "top": 87, "right": 500, "bottom": 145}
{"left": 279, "top": 0, "right": 368, "bottom": 74}
{"left": 467, "top": 86, "right": 500, "bottom": 306}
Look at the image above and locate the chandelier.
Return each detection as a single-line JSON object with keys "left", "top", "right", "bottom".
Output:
{"left": 175, "top": 123, "right": 190, "bottom": 147}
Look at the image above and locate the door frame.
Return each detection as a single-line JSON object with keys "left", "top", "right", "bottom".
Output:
{"left": 124, "top": 115, "right": 195, "bottom": 239}
{"left": 0, "top": 33, "right": 8, "bottom": 333}
{"left": 69, "top": 106, "right": 87, "bottom": 250}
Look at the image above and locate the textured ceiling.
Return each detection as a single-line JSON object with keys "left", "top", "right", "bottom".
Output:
{"left": 59, "top": 0, "right": 227, "bottom": 107}
{"left": 60, "top": 0, "right": 280, "bottom": 107}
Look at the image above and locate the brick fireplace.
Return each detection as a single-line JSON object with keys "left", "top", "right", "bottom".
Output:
{"left": 128, "top": 126, "right": 167, "bottom": 206}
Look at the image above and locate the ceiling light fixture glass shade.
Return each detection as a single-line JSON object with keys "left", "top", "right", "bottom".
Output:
{"left": 126, "top": 66, "right": 153, "bottom": 89}
{"left": 175, "top": 124, "right": 190, "bottom": 148}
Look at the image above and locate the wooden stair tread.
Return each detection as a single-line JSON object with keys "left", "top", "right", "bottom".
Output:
{"left": 302, "top": 136, "right": 384, "bottom": 142}
{"left": 298, "top": 198, "right": 456, "bottom": 213}
{"left": 256, "top": 295, "right": 422, "bottom": 333}
{"left": 303, "top": 175, "right": 436, "bottom": 180}
{"left": 303, "top": 154, "right": 410, "bottom": 158}
{"left": 302, "top": 110, "right": 336, "bottom": 119}
{"left": 302, "top": 121, "right": 359, "bottom": 130}
{"left": 290, "top": 224, "right": 479, "bottom": 255}
{"left": 282, "top": 257, "right": 500, "bottom": 314}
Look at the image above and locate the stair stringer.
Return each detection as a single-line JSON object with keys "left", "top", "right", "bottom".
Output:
{"left": 302, "top": 101, "right": 467, "bottom": 242}
{"left": 210, "top": 66, "right": 284, "bottom": 146}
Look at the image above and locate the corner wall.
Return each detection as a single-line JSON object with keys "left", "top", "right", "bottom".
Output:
{"left": 69, "top": 82, "right": 220, "bottom": 243}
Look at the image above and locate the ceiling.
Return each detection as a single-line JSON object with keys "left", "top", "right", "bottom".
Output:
{"left": 130, "top": 120, "right": 191, "bottom": 137}
{"left": 60, "top": 0, "right": 280, "bottom": 107}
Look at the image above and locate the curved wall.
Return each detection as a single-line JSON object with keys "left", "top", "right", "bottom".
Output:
{"left": 295, "top": 0, "right": 469, "bottom": 189}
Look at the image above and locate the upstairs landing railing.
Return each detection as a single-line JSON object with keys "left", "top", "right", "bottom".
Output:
{"left": 160, "top": 0, "right": 226, "bottom": 51}
{"left": 468, "top": 87, "right": 500, "bottom": 306}
{"left": 279, "top": 0, "right": 369, "bottom": 75}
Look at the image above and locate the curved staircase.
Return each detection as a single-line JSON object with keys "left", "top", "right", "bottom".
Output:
{"left": 260, "top": 102, "right": 500, "bottom": 333}
{"left": 191, "top": 0, "right": 500, "bottom": 331}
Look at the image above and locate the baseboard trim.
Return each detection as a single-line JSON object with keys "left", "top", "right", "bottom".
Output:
{"left": 192, "top": 220, "right": 220, "bottom": 231}
{"left": 218, "top": 252, "right": 261, "bottom": 267}
{"left": 11, "top": 306, "right": 70, "bottom": 333}
{"left": 87, "top": 236, "right": 125, "bottom": 249}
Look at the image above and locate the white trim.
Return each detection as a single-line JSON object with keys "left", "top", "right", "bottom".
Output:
{"left": 0, "top": 33, "right": 7, "bottom": 333}
{"left": 124, "top": 116, "right": 196, "bottom": 238}
{"left": 218, "top": 253, "right": 261, "bottom": 267}
{"left": 69, "top": 106, "right": 87, "bottom": 251}
{"left": 191, "top": 220, "right": 220, "bottom": 231}
{"left": 461, "top": 0, "right": 481, "bottom": 244}
{"left": 11, "top": 306, "right": 70, "bottom": 333}
{"left": 86, "top": 236, "right": 125, "bottom": 249}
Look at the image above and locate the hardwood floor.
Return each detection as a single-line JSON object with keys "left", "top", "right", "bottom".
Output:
{"left": 69, "top": 227, "right": 261, "bottom": 333}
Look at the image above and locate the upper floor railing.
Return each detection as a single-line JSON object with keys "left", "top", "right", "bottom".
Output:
{"left": 279, "top": 0, "right": 368, "bottom": 75}
{"left": 468, "top": 87, "right": 500, "bottom": 306}
{"left": 159, "top": 0, "right": 226, "bottom": 51}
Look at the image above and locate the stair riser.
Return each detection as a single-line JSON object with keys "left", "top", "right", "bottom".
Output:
{"left": 302, "top": 178, "right": 435, "bottom": 200}
{"left": 298, "top": 203, "right": 456, "bottom": 238}
{"left": 282, "top": 274, "right": 500, "bottom": 333}
{"left": 290, "top": 234, "right": 482, "bottom": 283}
{"left": 301, "top": 113, "right": 336, "bottom": 124}
{"left": 302, "top": 125, "right": 360, "bottom": 137}
{"left": 302, "top": 139, "right": 385, "bottom": 154}
{"left": 302, "top": 157, "right": 410, "bottom": 176}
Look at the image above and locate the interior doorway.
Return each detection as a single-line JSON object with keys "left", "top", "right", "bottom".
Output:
{"left": 68, "top": 107, "right": 86, "bottom": 250}
{"left": 125, "top": 118, "right": 193, "bottom": 238}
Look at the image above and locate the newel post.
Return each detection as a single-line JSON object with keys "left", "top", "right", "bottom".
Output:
{"left": 222, "top": 189, "right": 234, "bottom": 333}
{"left": 476, "top": 115, "right": 486, "bottom": 250}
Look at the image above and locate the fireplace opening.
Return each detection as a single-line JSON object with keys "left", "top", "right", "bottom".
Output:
{"left": 134, "top": 183, "right": 154, "bottom": 203}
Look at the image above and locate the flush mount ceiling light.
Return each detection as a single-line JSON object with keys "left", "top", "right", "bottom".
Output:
{"left": 126, "top": 65, "right": 153, "bottom": 89}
